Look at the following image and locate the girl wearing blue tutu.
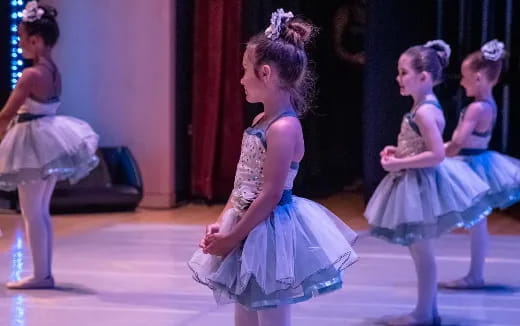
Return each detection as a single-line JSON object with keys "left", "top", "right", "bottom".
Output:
{"left": 439, "top": 40, "right": 520, "bottom": 290}
{"left": 188, "top": 9, "right": 358, "bottom": 326}
{"left": 365, "top": 40, "right": 491, "bottom": 325}
{"left": 0, "top": 2, "right": 99, "bottom": 289}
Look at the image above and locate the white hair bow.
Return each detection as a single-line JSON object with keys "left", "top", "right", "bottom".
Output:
{"left": 481, "top": 39, "right": 505, "bottom": 61}
{"left": 22, "top": 1, "right": 45, "bottom": 23}
{"left": 265, "top": 8, "right": 294, "bottom": 41}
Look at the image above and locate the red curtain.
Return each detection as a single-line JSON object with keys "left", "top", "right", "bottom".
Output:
{"left": 191, "top": 0, "right": 245, "bottom": 201}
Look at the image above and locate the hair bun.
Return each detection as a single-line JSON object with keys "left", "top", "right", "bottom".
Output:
{"left": 264, "top": 9, "right": 315, "bottom": 48}
{"left": 424, "top": 39, "right": 451, "bottom": 68}
{"left": 280, "top": 19, "right": 315, "bottom": 48}
{"left": 41, "top": 5, "right": 58, "bottom": 19}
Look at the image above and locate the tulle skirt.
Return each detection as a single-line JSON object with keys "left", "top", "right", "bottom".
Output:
{"left": 456, "top": 151, "right": 520, "bottom": 210}
{"left": 365, "top": 158, "right": 492, "bottom": 245}
{"left": 188, "top": 196, "right": 358, "bottom": 310}
{"left": 0, "top": 115, "right": 99, "bottom": 190}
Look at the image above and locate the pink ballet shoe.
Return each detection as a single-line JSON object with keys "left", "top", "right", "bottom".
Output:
{"left": 438, "top": 276, "right": 485, "bottom": 290}
{"left": 6, "top": 275, "right": 55, "bottom": 290}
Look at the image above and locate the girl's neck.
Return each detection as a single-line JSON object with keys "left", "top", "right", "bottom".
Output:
{"left": 473, "top": 88, "right": 494, "bottom": 103}
{"left": 411, "top": 90, "right": 437, "bottom": 111}
{"left": 33, "top": 50, "right": 53, "bottom": 65}
{"left": 262, "top": 90, "right": 294, "bottom": 119}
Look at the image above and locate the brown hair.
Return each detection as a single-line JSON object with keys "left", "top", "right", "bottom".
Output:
{"left": 465, "top": 51, "right": 505, "bottom": 84}
{"left": 404, "top": 41, "right": 450, "bottom": 86}
{"left": 21, "top": 4, "right": 60, "bottom": 48}
{"left": 247, "top": 17, "right": 317, "bottom": 116}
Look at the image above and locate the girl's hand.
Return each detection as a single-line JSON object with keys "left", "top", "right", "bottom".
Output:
{"left": 203, "top": 232, "right": 238, "bottom": 257}
{"left": 381, "top": 155, "right": 403, "bottom": 172}
{"left": 0, "top": 117, "right": 11, "bottom": 142}
{"left": 380, "top": 145, "right": 397, "bottom": 158}
{"left": 199, "top": 223, "right": 221, "bottom": 249}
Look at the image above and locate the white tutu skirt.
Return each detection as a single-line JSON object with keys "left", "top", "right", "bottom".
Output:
{"left": 457, "top": 151, "right": 520, "bottom": 210}
{"left": 0, "top": 115, "right": 99, "bottom": 190}
{"left": 365, "top": 158, "right": 492, "bottom": 245}
{"left": 188, "top": 196, "right": 358, "bottom": 310}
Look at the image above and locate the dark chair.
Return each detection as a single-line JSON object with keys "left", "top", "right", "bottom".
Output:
{"left": 0, "top": 146, "right": 143, "bottom": 214}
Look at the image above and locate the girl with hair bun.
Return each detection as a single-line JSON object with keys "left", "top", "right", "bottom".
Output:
{"left": 440, "top": 40, "right": 520, "bottom": 290}
{"left": 189, "top": 9, "right": 358, "bottom": 326}
{"left": 0, "top": 1, "right": 99, "bottom": 289}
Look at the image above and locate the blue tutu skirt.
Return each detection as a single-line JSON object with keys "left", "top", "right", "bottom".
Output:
{"left": 365, "top": 158, "right": 492, "bottom": 245}
{"left": 457, "top": 151, "right": 520, "bottom": 210}
{"left": 188, "top": 196, "right": 358, "bottom": 310}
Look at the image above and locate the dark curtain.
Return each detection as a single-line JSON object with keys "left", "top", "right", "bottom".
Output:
{"left": 363, "top": 0, "right": 436, "bottom": 200}
{"left": 509, "top": 1, "right": 520, "bottom": 158}
{"left": 298, "top": 0, "right": 365, "bottom": 197}
{"left": 174, "top": 0, "right": 193, "bottom": 202}
{"left": 191, "top": 0, "right": 245, "bottom": 201}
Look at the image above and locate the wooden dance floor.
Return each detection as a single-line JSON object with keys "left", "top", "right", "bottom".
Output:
{"left": 0, "top": 192, "right": 518, "bottom": 325}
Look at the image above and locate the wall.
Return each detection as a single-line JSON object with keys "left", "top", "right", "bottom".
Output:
{"left": 47, "top": 0, "right": 176, "bottom": 207}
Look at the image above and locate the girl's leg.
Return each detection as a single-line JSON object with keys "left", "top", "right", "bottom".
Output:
{"left": 385, "top": 239, "right": 439, "bottom": 326}
{"left": 258, "top": 305, "right": 291, "bottom": 326}
{"left": 235, "top": 303, "right": 259, "bottom": 326}
{"left": 439, "top": 219, "right": 488, "bottom": 289}
{"left": 7, "top": 178, "right": 56, "bottom": 289}
{"left": 409, "top": 239, "right": 437, "bottom": 321}
{"left": 41, "top": 176, "right": 57, "bottom": 278}
{"left": 467, "top": 219, "right": 488, "bottom": 283}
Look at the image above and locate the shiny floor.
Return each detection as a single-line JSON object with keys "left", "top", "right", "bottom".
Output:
{"left": 0, "top": 192, "right": 518, "bottom": 326}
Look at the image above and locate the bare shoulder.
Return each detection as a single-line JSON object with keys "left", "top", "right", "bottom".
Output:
{"left": 414, "top": 104, "right": 439, "bottom": 123}
{"left": 15, "top": 67, "right": 42, "bottom": 90}
{"left": 266, "top": 116, "right": 301, "bottom": 138}
{"left": 464, "top": 102, "right": 486, "bottom": 118}
{"left": 20, "top": 67, "right": 42, "bottom": 82}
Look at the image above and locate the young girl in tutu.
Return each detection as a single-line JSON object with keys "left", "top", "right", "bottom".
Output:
{"left": 0, "top": 1, "right": 99, "bottom": 289}
{"left": 365, "top": 40, "right": 491, "bottom": 325}
{"left": 188, "top": 9, "right": 358, "bottom": 326}
{"left": 439, "top": 40, "right": 520, "bottom": 290}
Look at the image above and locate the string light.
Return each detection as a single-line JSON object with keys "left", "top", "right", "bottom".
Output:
{"left": 10, "top": 0, "right": 26, "bottom": 89}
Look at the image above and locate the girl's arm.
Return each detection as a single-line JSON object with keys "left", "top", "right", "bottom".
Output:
{"left": 0, "top": 69, "right": 37, "bottom": 123}
{"left": 199, "top": 196, "right": 233, "bottom": 249}
{"left": 445, "top": 103, "right": 483, "bottom": 157}
{"left": 382, "top": 105, "right": 445, "bottom": 171}
{"left": 204, "top": 117, "right": 298, "bottom": 255}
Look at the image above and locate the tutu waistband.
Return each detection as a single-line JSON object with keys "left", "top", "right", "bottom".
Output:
{"left": 235, "top": 189, "right": 293, "bottom": 211}
{"left": 278, "top": 189, "right": 293, "bottom": 206}
{"left": 459, "top": 148, "right": 488, "bottom": 156}
{"left": 16, "top": 113, "right": 49, "bottom": 123}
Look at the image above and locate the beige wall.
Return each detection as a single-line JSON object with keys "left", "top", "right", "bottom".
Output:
{"left": 47, "top": 0, "right": 176, "bottom": 207}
